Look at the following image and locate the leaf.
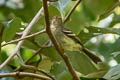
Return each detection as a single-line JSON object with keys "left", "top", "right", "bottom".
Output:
{"left": 103, "top": 64, "right": 120, "bottom": 80}
{"left": 38, "top": 59, "right": 53, "bottom": 72}
{"left": 1, "top": 44, "right": 20, "bottom": 67}
{"left": 2, "top": 17, "right": 22, "bottom": 42}
{"left": 20, "top": 48, "right": 39, "bottom": 63}
{"left": 0, "top": 50, "right": 8, "bottom": 64}
{"left": 82, "top": 0, "right": 119, "bottom": 16}
{"left": 108, "top": 14, "right": 120, "bottom": 28}
{"left": 42, "top": 46, "right": 62, "bottom": 62}
{"left": 78, "top": 26, "right": 120, "bottom": 43}
{"left": 34, "top": 33, "right": 49, "bottom": 46}
{"left": 0, "top": 0, "right": 42, "bottom": 22}
{"left": 22, "top": 40, "right": 38, "bottom": 50}
{"left": 51, "top": 0, "right": 70, "bottom": 17}
{"left": 111, "top": 51, "right": 120, "bottom": 58}
{"left": 43, "top": 46, "right": 98, "bottom": 75}
{"left": 80, "top": 77, "right": 106, "bottom": 80}
{"left": 65, "top": 4, "right": 92, "bottom": 34}
{"left": 99, "top": 1, "right": 119, "bottom": 20}
{"left": 66, "top": 51, "right": 98, "bottom": 75}
{"left": 50, "top": 61, "right": 73, "bottom": 80}
{"left": 43, "top": 46, "right": 98, "bottom": 74}
{"left": 87, "top": 71, "right": 107, "bottom": 79}
{"left": 50, "top": 61, "right": 103, "bottom": 80}
{"left": 97, "top": 62, "right": 110, "bottom": 71}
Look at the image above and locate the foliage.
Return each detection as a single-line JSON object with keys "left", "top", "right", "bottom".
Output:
{"left": 0, "top": 0, "right": 120, "bottom": 80}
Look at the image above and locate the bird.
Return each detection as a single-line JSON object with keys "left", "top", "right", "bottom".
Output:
{"left": 50, "top": 16, "right": 102, "bottom": 64}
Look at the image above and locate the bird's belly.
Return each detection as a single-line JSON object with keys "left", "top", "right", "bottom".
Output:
{"left": 55, "top": 32, "right": 81, "bottom": 51}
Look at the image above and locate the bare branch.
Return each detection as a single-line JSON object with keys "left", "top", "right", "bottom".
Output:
{"left": 0, "top": 7, "right": 44, "bottom": 70}
{"left": 17, "top": 65, "right": 55, "bottom": 80}
{"left": 43, "top": 0, "right": 80, "bottom": 80}
{"left": 64, "top": 0, "right": 82, "bottom": 23}
{"left": 0, "top": 72, "right": 52, "bottom": 80}
{"left": 2, "top": 29, "right": 46, "bottom": 47}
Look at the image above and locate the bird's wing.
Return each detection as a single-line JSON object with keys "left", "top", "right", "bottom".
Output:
{"left": 62, "top": 27, "right": 102, "bottom": 64}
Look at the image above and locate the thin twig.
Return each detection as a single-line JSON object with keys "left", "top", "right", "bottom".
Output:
{"left": 0, "top": 7, "right": 44, "bottom": 70}
{"left": 14, "top": 62, "right": 55, "bottom": 80}
{"left": 2, "top": 29, "right": 46, "bottom": 47}
{"left": 15, "top": 40, "right": 50, "bottom": 71}
{"left": 43, "top": 0, "right": 80, "bottom": 80}
{"left": 0, "top": 72, "right": 52, "bottom": 80}
{"left": 31, "top": 52, "right": 42, "bottom": 80}
{"left": 63, "top": 0, "right": 82, "bottom": 23}
{"left": 37, "top": 69, "right": 55, "bottom": 80}
{"left": 19, "top": 65, "right": 55, "bottom": 80}
{"left": 15, "top": 48, "right": 43, "bottom": 71}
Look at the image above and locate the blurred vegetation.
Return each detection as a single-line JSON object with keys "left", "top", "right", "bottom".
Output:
{"left": 0, "top": 0, "right": 120, "bottom": 80}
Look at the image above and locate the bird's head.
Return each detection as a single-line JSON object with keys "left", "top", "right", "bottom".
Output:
{"left": 51, "top": 16, "right": 63, "bottom": 28}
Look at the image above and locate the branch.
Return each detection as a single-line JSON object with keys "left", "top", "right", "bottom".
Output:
{"left": 63, "top": 0, "right": 82, "bottom": 23}
{"left": 14, "top": 49, "right": 43, "bottom": 71}
{"left": 0, "top": 72, "right": 52, "bottom": 80}
{"left": 15, "top": 40, "right": 50, "bottom": 71}
{"left": 43, "top": 0, "right": 80, "bottom": 80}
{"left": 1, "top": 29, "right": 46, "bottom": 47}
{"left": 0, "top": 7, "right": 44, "bottom": 70}
{"left": 16, "top": 65, "right": 55, "bottom": 80}
{"left": 0, "top": 26, "right": 4, "bottom": 58}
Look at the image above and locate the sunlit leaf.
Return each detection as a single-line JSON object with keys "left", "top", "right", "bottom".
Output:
{"left": 51, "top": 0, "right": 70, "bottom": 17}
{"left": 78, "top": 26, "right": 120, "bottom": 43}
{"left": 103, "top": 64, "right": 120, "bottom": 80}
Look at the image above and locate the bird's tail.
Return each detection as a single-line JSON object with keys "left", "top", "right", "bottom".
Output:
{"left": 82, "top": 48, "right": 102, "bottom": 64}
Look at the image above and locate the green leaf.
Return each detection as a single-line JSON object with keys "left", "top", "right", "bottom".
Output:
{"left": 51, "top": 0, "right": 70, "bottom": 17}
{"left": 81, "top": 77, "right": 106, "bottom": 80}
{"left": 43, "top": 47, "right": 98, "bottom": 74}
{"left": 66, "top": 51, "right": 98, "bottom": 75}
{"left": 42, "top": 46, "right": 62, "bottom": 61}
{"left": 1, "top": 44, "right": 20, "bottom": 67}
{"left": 0, "top": 51, "right": 8, "bottom": 64}
{"left": 111, "top": 51, "right": 120, "bottom": 58}
{"left": 22, "top": 40, "right": 38, "bottom": 50}
{"left": 65, "top": 4, "right": 91, "bottom": 34}
{"left": 97, "top": 62, "right": 110, "bottom": 71}
{"left": 50, "top": 61, "right": 101, "bottom": 80}
{"left": 108, "top": 14, "right": 120, "bottom": 28}
{"left": 35, "top": 33, "right": 49, "bottom": 46}
{"left": 103, "top": 64, "right": 120, "bottom": 80}
{"left": 20, "top": 48, "right": 39, "bottom": 63}
{"left": 78, "top": 26, "right": 120, "bottom": 43}
{"left": 50, "top": 61, "right": 73, "bottom": 80}
{"left": 2, "top": 17, "right": 22, "bottom": 42}
{"left": 87, "top": 71, "right": 107, "bottom": 79}
{"left": 99, "top": 1, "right": 119, "bottom": 20}
{"left": 83, "top": 0, "right": 119, "bottom": 17}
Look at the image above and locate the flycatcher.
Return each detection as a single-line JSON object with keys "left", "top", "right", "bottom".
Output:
{"left": 50, "top": 16, "right": 102, "bottom": 64}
